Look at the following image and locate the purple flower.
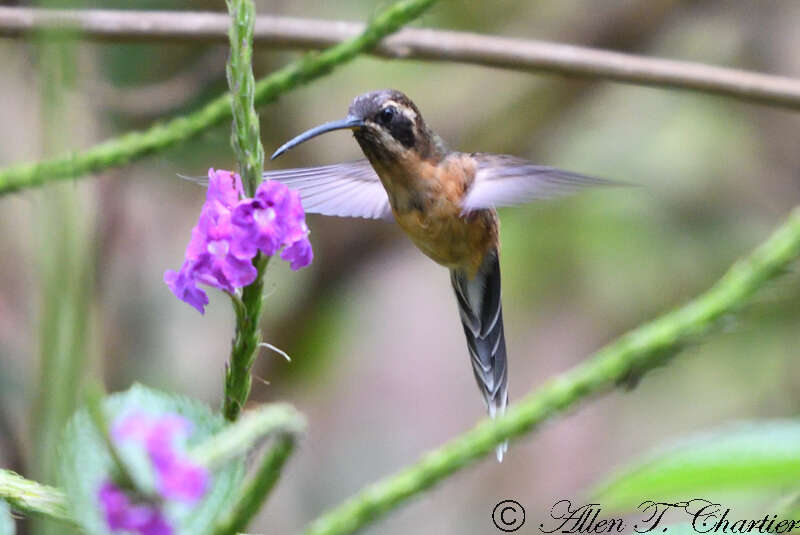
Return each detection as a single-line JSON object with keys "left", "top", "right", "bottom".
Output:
{"left": 98, "top": 481, "right": 172, "bottom": 535}
{"left": 205, "top": 168, "right": 243, "bottom": 209}
{"left": 231, "top": 180, "right": 313, "bottom": 270}
{"left": 187, "top": 205, "right": 258, "bottom": 292}
{"left": 165, "top": 170, "right": 313, "bottom": 312}
{"left": 163, "top": 265, "right": 208, "bottom": 314}
{"left": 112, "top": 412, "right": 209, "bottom": 503}
{"left": 230, "top": 198, "right": 281, "bottom": 259}
{"left": 153, "top": 457, "right": 209, "bottom": 504}
{"left": 281, "top": 235, "right": 313, "bottom": 271}
{"left": 164, "top": 169, "right": 256, "bottom": 313}
{"left": 98, "top": 411, "right": 210, "bottom": 535}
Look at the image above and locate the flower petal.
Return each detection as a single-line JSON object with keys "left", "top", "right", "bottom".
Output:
{"left": 164, "top": 267, "right": 209, "bottom": 314}
{"left": 98, "top": 481, "right": 173, "bottom": 535}
{"left": 280, "top": 236, "right": 313, "bottom": 270}
{"left": 206, "top": 168, "right": 243, "bottom": 209}
{"left": 222, "top": 254, "right": 258, "bottom": 288}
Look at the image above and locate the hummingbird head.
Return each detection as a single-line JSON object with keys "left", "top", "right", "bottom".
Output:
{"left": 270, "top": 89, "right": 447, "bottom": 164}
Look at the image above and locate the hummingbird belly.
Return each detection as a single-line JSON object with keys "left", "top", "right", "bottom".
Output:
{"left": 393, "top": 205, "right": 497, "bottom": 277}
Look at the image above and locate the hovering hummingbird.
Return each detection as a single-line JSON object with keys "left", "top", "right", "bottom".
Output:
{"left": 269, "top": 89, "right": 610, "bottom": 461}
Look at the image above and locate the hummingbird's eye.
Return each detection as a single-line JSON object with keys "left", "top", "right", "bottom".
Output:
{"left": 378, "top": 106, "right": 397, "bottom": 124}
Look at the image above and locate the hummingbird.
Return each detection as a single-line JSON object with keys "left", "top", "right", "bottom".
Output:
{"left": 269, "top": 89, "right": 610, "bottom": 461}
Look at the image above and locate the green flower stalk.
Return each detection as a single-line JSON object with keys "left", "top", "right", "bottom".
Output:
{"left": 217, "top": 0, "right": 311, "bottom": 423}
{"left": 212, "top": 434, "right": 295, "bottom": 535}
{"left": 222, "top": 0, "right": 269, "bottom": 422}
{"left": 226, "top": 0, "right": 263, "bottom": 196}
{"left": 223, "top": 254, "right": 268, "bottom": 421}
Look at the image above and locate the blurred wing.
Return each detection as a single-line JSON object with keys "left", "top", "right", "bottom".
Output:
{"left": 263, "top": 159, "right": 392, "bottom": 220}
{"left": 462, "top": 153, "right": 617, "bottom": 212}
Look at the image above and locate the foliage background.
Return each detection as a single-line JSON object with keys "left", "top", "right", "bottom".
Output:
{"left": 1, "top": 0, "right": 799, "bottom": 532}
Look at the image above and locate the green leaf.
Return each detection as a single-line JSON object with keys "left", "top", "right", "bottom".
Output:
{"left": 0, "top": 500, "right": 14, "bottom": 535}
{"left": 592, "top": 420, "right": 800, "bottom": 511}
{"left": 58, "top": 384, "right": 245, "bottom": 535}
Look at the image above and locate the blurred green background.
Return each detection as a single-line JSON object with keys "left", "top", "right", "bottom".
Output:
{"left": 1, "top": 0, "right": 799, "bottom": 532}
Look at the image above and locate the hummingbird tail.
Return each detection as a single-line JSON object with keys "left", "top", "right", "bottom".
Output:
{"left": 450, "top": 250, "right": 509, "bottom": 462}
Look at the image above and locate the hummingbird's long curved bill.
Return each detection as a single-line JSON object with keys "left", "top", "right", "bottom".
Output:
{"left": 271, "top": 116, "right": 365, "bottom": 160}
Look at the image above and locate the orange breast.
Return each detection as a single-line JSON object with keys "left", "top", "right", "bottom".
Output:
{"left": 389, "top": 153, "right": 498, "bottom": 277}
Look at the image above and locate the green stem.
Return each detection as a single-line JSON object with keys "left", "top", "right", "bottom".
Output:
{"left": 31, "top": 15, "right": 92, "bottom": 535}
{"left": 223, "top": 254, "right": 269, "bottom": 421}
{"left": 192, "top": 403, "right": 305, "bottom": 468}
{"left": 0, "top": 0, "right": 437, "bottom": 196}
{"left": 221, "top": 0, "right": 268, "bottom": 422}
{"left": 213, "top": 434, "right": 296, "bottom": 535}
{"left": 226, "top": 0, "right": 263, "bottom": 196}
{"left": 300, "top": 206, "right": 800, "bottom": 535}
{"left": 0, "top": 470, "right": 73, "bottom": 525}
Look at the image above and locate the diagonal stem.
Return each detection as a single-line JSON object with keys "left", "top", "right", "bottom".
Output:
{"left": 0, "top": 470, "right": 74, "bottom": 525}
{"left": 0, "top": 0, "right": 438, "bottom": 196}
{"left": 300, "top": 206, "right": 800, "bottom": 535}
{"left": 212, "top": 434, "right": 296, "bottom": 535}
